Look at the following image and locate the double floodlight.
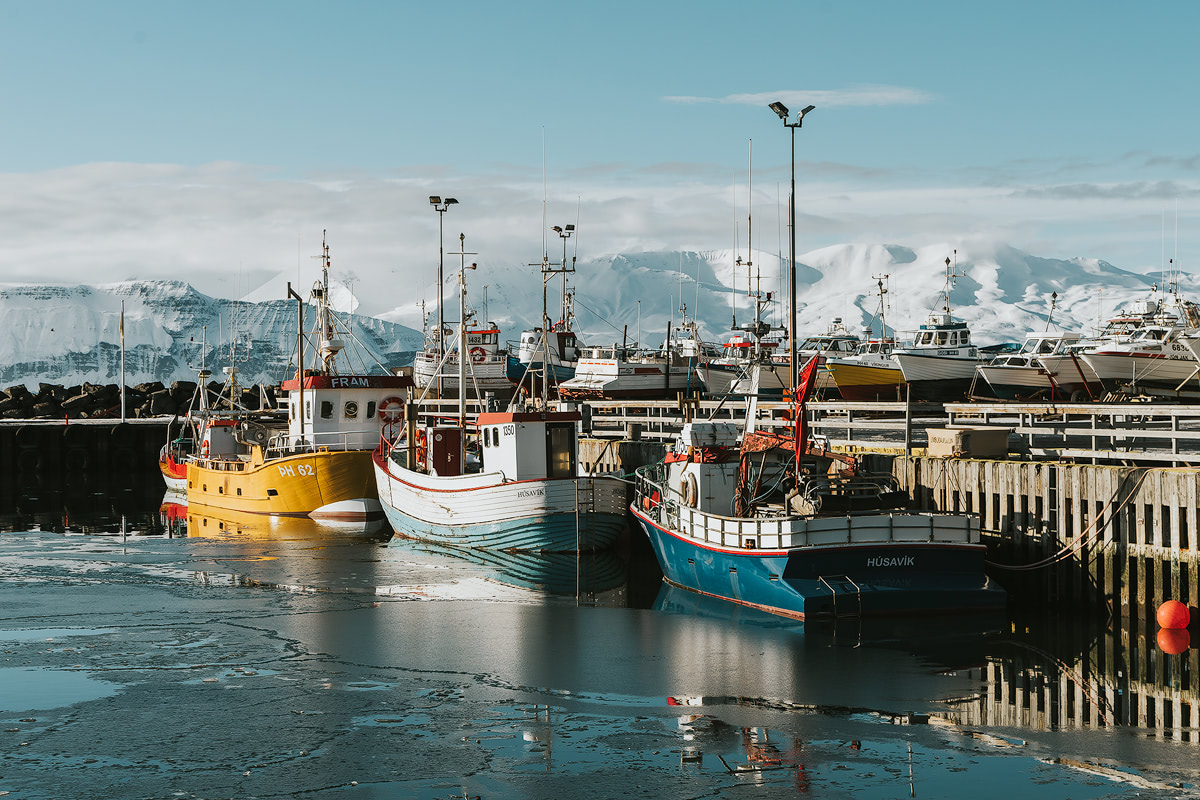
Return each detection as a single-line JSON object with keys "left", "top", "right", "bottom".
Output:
{"left": 429, "top": 196, "right": 459, "bottom": 206}
{"left": 768, "top": 101, "right": 816, "bottom": 125}
{"left": 551, "top": 224, "right": 576, "bottom": 234}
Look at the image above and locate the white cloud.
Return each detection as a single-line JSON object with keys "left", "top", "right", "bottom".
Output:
{"left": 2, "top": 156, "right": 1197, "bottom": 326}
{"left": 662, "top": 85, "right": 936, "bottom": 108}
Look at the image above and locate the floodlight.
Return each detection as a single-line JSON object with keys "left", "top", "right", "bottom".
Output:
{"left": 769, "top": 101, "right": 789, "bottom": 120}
{"left": 429, "top": 196, "right": 441, "bottom": 205}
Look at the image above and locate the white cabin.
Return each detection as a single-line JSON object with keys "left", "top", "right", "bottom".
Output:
{"left": 476, "top": 410, "right": 582, "bottom": 481}
{"left": 280, "top": 373, "right": 411, "bottom": 450}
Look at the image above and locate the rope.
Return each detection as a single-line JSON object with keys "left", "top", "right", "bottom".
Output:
{"left": 986, "top": 467, "right": 1150, "bottom": 571}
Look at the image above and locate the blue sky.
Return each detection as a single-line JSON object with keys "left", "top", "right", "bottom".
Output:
{"left": 3, "top": 0, "right": 1199, "bottom": 314}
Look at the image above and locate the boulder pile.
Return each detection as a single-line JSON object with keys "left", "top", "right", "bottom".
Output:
{"left": 0, "top": 381, "right": 280, "bottom": 420}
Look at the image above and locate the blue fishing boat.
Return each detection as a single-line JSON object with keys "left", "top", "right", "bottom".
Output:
{"left": 630, "top": 359, "right": 1005, "bottom": 619}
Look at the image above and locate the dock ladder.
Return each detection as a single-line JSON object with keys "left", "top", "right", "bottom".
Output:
{"left": 818, "top": 574, "right": 863, "bottom": 618}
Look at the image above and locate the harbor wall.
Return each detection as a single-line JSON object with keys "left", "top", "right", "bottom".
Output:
{"left": 0, "top": 420, "right": 170, "bottom": 514}
{"left": 893, "top": 455, "right": 1200, "bottom": 618}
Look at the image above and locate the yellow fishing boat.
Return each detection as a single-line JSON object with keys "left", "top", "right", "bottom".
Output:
{"left": 184, "top": 232, "right": 410, "bottom": 521}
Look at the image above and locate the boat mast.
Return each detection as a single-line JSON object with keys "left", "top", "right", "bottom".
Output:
{"left": 455, "top": 233, "right": 477, "bottom": 427}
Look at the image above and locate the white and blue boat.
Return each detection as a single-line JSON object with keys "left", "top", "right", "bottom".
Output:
{"left": 373, "top": 409, "right": 628, "bottom": 552}
{"left": 630, "top": 412, "right": 1005, "bottom": 619}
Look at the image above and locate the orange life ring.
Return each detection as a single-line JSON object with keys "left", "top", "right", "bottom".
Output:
{"left": 469, "top": 347, "right": 487, "bottom": 363}
{"left": 378, "top": 395, "right": 404, "bottom": 423}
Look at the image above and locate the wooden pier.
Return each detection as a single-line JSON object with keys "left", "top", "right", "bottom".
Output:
{"left": 5, "top": 397, "right": 1200, "bottom": 618}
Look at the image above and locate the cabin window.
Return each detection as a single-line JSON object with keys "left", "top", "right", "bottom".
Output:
{"left": 936, "top": 332, "right": 948, "bottom": 345}
{"left": 305, "top": 401, "right": 312, "bottom": 420}
{"left": 366, "top": 401, "right": 376, "bottom": 419}
{"left": 344, "top": 401, "right": 359, "bottom": 419}
{"left": 961, "top": 331, "right": 970, "bottom": 344}
{"left": 320, "top": 401, "right": 334, "bottom": 419}
{"left": 483, "top": 428, "right": 491, "bottom": 447}
{"left": 545, "top": 423, "right": 576, "bottom": 479}
{"left": 917, "top": 332, "right": 932, "bottom": 345}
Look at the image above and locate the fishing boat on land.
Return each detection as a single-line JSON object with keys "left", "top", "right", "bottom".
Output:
{"left": 414, "top": 318, "right": 514, "bottom": 400}
{"left": 825, "top": 276, "right": 903, "bottom": 402}
{"left": 1078, "top": 292, "right": 1200, "bottom": 396}
{"left": 558, "top": 327, "right": 709, "bottom": 401}
{"left": 629, "top": 357, "right": 1005, "bottom": 619}
{"left": 975, "top": 330, "right": 1084, "bottom": 401}
{"left": 185, "top": 233, "right": 411, "bottom": 521}
{"left": 889, "top": 254, "right": 981, "bottom": 402}
{"left": 374, "top": 232, "right": 628, "bottom": 552}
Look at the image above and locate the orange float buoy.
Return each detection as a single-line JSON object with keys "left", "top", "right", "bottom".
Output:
{"left": 1157, "top": 600, "right": 1191, "bottom": 630}
{"left": 1157, "top": 627, "right": 1191, "bottom": 655}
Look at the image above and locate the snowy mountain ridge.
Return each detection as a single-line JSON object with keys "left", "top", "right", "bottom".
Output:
{"left": 3, "top": 241, "right": 1193, "bottom": 389}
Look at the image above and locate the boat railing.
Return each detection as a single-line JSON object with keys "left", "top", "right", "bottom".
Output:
{"left": 265, "top": 429, "right": 378, "bottom": 457}
{"left": 633, "top": 465, "right": 978, "bottom": 550}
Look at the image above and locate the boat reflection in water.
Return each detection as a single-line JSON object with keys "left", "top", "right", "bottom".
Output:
{"left": 654, "top": 582, "right": 1003, "bottom": 666}
{"left": 386, "top": 536, "right": 628, "bottom": 599}
{"left": 160, "top": 491, "right": 390, "bottom": 541}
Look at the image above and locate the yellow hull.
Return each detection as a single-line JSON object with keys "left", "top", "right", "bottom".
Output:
{"left": 826, "top": 361, "right": 905, "bottom": 402}
{"left": 183, "top": 501, "right": 389, "bottom": 539}
{"left": 186, "top": 449, "right": 379, "bottom": 518}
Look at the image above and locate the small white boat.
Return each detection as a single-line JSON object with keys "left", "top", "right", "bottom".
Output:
{"left": 373, "top": 409, "right": 628, "bottom": 552}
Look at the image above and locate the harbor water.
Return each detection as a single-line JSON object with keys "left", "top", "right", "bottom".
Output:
{"left": 0, "top": 485, "right": 1198, "bottom": 798}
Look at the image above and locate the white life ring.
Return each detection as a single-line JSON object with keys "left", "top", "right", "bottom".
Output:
{"left": 378, "top": 395, "right": 404, "bottom": 423}
{"left": 682, "top": 474, "right": 698, "bottom": 508}
{"left": 469, "top": 347, "right": 487, "bottom": 363}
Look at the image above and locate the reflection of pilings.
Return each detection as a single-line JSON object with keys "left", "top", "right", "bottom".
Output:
{"left": 944, "top": 623, "right": 1200, "bottom": 741}
{"left": 895, "top": 456, "right": 1200, "bottom": 616}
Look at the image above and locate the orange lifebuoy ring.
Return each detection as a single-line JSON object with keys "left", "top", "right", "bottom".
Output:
{"left": 469, "top": 347, "right": 487, "bottom": 363}
{"left": 378, "top": 395, "right": 404, "bottom": 423}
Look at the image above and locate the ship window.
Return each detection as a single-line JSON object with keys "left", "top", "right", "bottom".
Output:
{"left": 366, "top": 401, "right": 376, "bottom": 419}
{"left": 482, "top": 428, "right": 490, "bottom": 447}
{"left": 916, "top": 332, "right": 932, "bottom": 345}
{"left": 344, "top": 401, "right": 359, "bottom": 419}
{"left": 936, "top": 332, "right": 948, "bottom": 345}
{"left": 961, "top": 331, "right": 970, "bottom": 344}
{"left": 305, "top": 401, "right": 311, "bottom": 420}
{"left": 237, "top": 488, "right": 242, "bottom": 495}
{"left": 321, "top": 401, "right": 333, "bottom": 419}
{"left": 267, "top": 489, "right": 278, "bottom": 497}
{"left": 546, "top": 423, "right": 575, "bottom": 478}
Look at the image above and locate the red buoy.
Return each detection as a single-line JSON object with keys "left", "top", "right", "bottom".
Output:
{"left": 1157, "top": 627, "right": 1191, "bottom": 655}
{"left": 1157, "top": 600, "right": 1191, "bottom": 630}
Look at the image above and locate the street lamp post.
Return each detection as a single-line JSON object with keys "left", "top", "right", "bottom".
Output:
{"left": 429, "top": 196, "right": 458, "bottom": 396}
{"left": 767, "top": 101, "right": 815, "bottom": 393}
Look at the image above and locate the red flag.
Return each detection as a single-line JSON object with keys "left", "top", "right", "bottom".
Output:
{"left": 793, "top": 356, "right": 820, "bottom": 473}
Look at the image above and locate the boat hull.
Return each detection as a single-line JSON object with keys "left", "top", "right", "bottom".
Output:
{"left": 373, "top": 451, "right": 628, "bottom": 552}
{"left": 631, "top": 505, "right": 1005, "bottom": 619}
{"left": 826, "top": 361, "right": 905, "bottom": 402}
{"left": 1080, "top": 351, "right": 1200, "bottom": 394}
{"left": 186, "top": 449, "right": 381, "bottom": 520}
{"left": 505, "top": 354, "right": 577, "bottom": 391}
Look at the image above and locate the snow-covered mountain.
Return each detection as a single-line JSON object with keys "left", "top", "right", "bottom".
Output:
{"left": 3, "top": 242, "right": 1194, "bottom": 389}
{"left": 0, "top": 280, "right": 424, "bottom": 389}
{"left": 383, "top": 240, "right": 1197, "bottom": 350}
